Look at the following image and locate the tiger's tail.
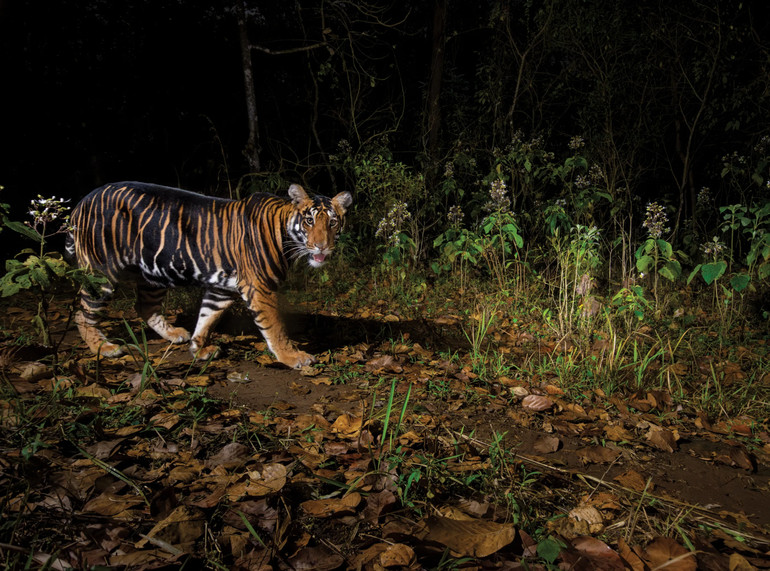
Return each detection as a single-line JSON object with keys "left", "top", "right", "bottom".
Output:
{"left": 64, "top": 230, "right": 76, "bottom": 263}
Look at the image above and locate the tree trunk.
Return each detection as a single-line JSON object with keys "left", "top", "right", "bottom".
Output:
{"left": 426, "top": 0, "right": 447, "bottom": 166}
{"left": 236, "top": 0, "right": 260, "bottom": 173}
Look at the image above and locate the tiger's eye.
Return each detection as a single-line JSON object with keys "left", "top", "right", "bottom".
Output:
{"left": 304, "top": 216, "right": 314, "bottom": 225}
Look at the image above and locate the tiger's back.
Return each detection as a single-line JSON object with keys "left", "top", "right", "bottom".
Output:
{"left": 69, "top": 181, "right": 352, "bottom": 367}
{"left": 71, "top": 182, "right": 281, "bottom": 287}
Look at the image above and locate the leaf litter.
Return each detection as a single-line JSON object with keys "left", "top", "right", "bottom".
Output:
{"left": 0, "top": 295, "right": 769, "bottom": 569}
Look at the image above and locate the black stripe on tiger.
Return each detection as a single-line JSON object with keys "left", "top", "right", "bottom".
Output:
{"left": 68, "top": 181, "right": 352, "bottom": 367}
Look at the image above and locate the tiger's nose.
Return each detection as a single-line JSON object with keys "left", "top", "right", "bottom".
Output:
{"left": 311, "top": 240, "right": 328, "bottom": 250}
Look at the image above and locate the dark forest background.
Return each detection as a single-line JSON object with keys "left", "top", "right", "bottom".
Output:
{"left": 2, "top": 0, "right": 770, "bottom": 270}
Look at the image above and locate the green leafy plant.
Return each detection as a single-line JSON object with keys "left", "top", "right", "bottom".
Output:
{"left": 718, "top": 203, "right": 748, "bottom": 271}
{"left": 550, "top": 224, "right": 602, "bottom": 341}
{"left": 479, "top": 207, "right": 524, "bottom": 292}
{"left": 374, "top": 200, "right": 420, "bottom": 296}
{"left": 636, "top": 202, "right": 682, "bottom": 307}
{"left": 744, "top": 202, "right": 770, "bottom": 283}
{"left": 0, "top": 194, "right": 108, "bottom": 347}
{"left": 432, "top": 205, "right": 483, "bottom": 292}
{"left": 610, "top": 284, "right": 650, "bottom": 326}
{"left": 463, "top": 303, "right": 497, "bottom": 375}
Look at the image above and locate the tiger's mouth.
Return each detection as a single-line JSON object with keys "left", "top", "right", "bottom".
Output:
{"left": 307, "top": 251, "right": 330, "bottom": 268}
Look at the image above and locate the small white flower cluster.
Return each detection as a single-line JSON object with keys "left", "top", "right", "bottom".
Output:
{"left": 721, "top": 151, "right": 747, "bottom": 166}
{"left": 642, "top": 201, "right": 669, "bottom": 240}
{"left": 701, "top": 237, "right": 726, "bottom": 259}
{"left": 375, "top": 201, "right": 411, "bottom": 246}
{"left": 447, "top": 205, "right": 464, "bottom": 228}
{"left": 697, "top": 187, "right": 711, "bottom": 208}
{"left": 329, "top": 139, "right": 353, "bottom": 163}
{"left": 485, "top": 179, "right": 511, "bottom": 213}
{"left": 568, "top": 135, "right": 585, "bottom": 151}
{"left": 28, "top": 195, "right": 70, "bottom": 223}
{"left": 574, "top": 174, "right": 590, "bottom": 190}
{"left": 753, "top": 135, "right": 770, "bottom": 155}
{"left": 588, "top": 163, "right": 604, "bottom": 185}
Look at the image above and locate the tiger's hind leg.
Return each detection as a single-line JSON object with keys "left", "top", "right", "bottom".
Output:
{"left": 75, "top": 282, "right": 124, "bottom": 357}
{"left": 135, "top": 286, "right": 191, "bottom": 344}
{"left": 189, "top": 289, "right": 236, "bottom": 360}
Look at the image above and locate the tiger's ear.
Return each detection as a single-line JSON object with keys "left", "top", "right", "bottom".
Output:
{"left": 332, "top": 191, "right": 353, "bottom": 213}
{"left": 288, "top": 184, "right": 309, "bottom": 205}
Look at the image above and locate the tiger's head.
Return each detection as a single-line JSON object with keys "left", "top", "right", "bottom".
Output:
{"left": 287, "top": 184, "right": 353, "bottom": 268}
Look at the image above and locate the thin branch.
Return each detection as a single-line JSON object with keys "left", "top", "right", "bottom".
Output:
{"left": 250, "top": 41, "right": 327, "bottom": 55}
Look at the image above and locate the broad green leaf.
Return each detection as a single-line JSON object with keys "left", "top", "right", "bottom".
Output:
{"left": 635, "top": 238, "right": 655, "bottom": 258}
{"left": 730, "top": 274, "right": 750, "bottom": 292}
{"left": 2, "top": 218, "right": 42, "bottom": 242}
{"left": 687, "top": 264, "right": 702, "bottom": 285}
{"left": 1, "top": 281, "right": 21, "bottom": 297}
{"left": 656, "top": 239, "right": 673, "bottom": 258}
{"left": 537, "top": 538, "right": 562, "bottom": 564}
{"left": 659, "top": 260, "right": 681, "bottom": 281}
{"left": 700, "top": 261, "right": 727, "bottom": 285}
{"left": 636, "top": 255, "right": 653, "bottom": 273}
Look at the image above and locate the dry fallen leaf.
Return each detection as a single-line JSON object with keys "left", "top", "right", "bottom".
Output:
{"left": 582, "top": 491, "right": 623, "bottom": 511}
{"left": 568, "top": 506, "right": 604, "bottom": 534}
{"left": 331, "top": 413, "right": 362, "bottom": 437}
{"left": 576, "top": 446, "right": 621, "bottom": 464}
{"left": 288, "top": 545, "right": 345, "bottom": 571}
{"left": 245, "top": 463, "right": 287, "bottom": 496}
{"left": 728, "top": 552, "right": 757, "bottom": 571}
{"left": 521, "top": 394, "right": 555, "bottom": 411}
{"left": 365, "top": 355, "right": 403, "bottom": 373}
{"left": 603, "top": 423, "right": 634, "bottom": 442}
{"left": 532, "top": 434, "right": 561, "bottom": 454}
{"left": 300, "top": 492, "right": 361, "bottom": 517}
{"left": 645, "top": 425, "right": 679, "bottom": 452}
{"left": 206, "top": 442, "right": 252, "bottom": 470}
{"left": 643, "top": 537, "right": 696, "bottom": 571}
{"left": 617, "top": 537, "right": 646, "bottom": 571}
{"left": 421, "top": 514, "right": 516, "bottom": 557}
{"left": 614, "top": 469, "right": 653, "bottom": 492}
{"left": 135, "top": 505, "right": 206, "bottom": 552}
{"left": 379, "top": 543, "right": 416, "bottom": 567}
{"left": 562, "top": 536, "right": 625, "bottom": 570}
{"left": 81, "top": 492, "right": 145, "bottom": 517}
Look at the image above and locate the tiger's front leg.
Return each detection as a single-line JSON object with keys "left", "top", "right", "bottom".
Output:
{"left": 135, "top": 286, "right": 191, "bottom": 345}
{"left": 189, "top": 289, "right": 236, "bottom": 361}
{"left": 246, "top": 287, "right": 315, "bottom": 369}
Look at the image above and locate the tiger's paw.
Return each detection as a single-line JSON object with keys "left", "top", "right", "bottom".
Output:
{"left": 278, "top": 350, "right": 316, "bottom": 369}
{"left": 192, "top": 344, "right": 220, "bottom": 361}
{"left": 165, "top": 326, "right": 191, "bottom": 344}
{"left": 96, "top": 341, "right": 124, "bottom": 358}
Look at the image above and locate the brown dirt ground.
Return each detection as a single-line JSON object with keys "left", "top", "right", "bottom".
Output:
{"left": 4, "top": 297, "right": 770, "bottom": 541}
{"left": 207, "top": 364, "right": 770, "bottom": 529}
{"left": 203, "top": 310, "right": 770, "bottom": 534}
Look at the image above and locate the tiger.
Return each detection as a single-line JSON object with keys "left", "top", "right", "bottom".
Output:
{"left": 66, "top": 181, "right": 352, "bottom": 368}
